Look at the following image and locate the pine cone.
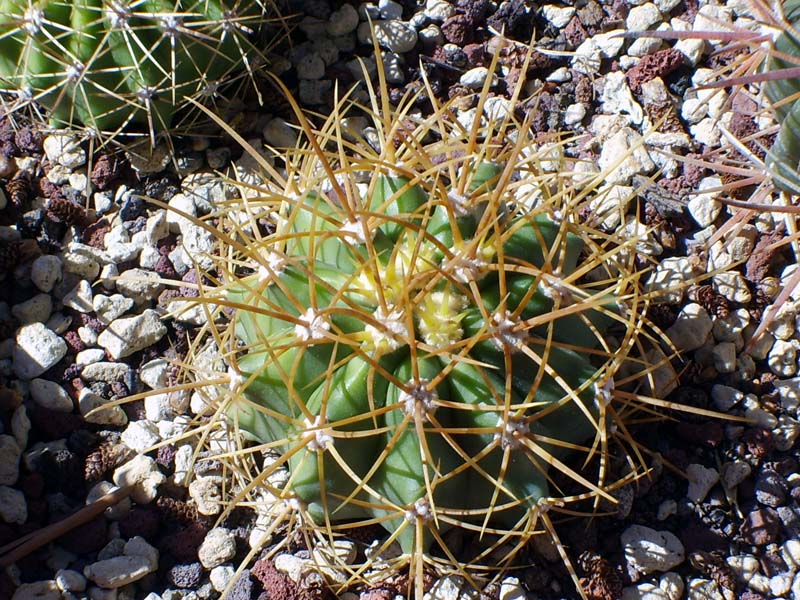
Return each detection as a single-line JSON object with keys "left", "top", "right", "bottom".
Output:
{"left": 0, "top": 240, "right": 20, "bottom": 274}
{"left": 156, "top": 496, "right": 202, "bottom": 525}
{"left": 578, "top": 552, "right": 623, "bottom": 600}
{"left": 4, "top": 176, "right": 29, "bottom": 208}
{"left": 47, "top": 197, "right": 93, "bottom": 228}
{"left": 84, "top": 442, "right": 126, "bottom": 482}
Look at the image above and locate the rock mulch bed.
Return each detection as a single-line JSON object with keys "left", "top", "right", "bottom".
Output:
{"left": 2, "top": 0, "right": 800, "bottom": 599}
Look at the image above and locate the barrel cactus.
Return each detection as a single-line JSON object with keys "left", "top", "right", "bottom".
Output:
{"left": 762, "top": 0, "right": 800, "bottom": 194}
{"left": 0, "top": 0, "right": 273, "bottom": 141}
{"left": 186, "top": 58, "right": 673, "bottom": 594}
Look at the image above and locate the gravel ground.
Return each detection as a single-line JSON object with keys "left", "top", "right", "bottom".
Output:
{"left": 2, "top": 0, "right": 800, "bottom": 599}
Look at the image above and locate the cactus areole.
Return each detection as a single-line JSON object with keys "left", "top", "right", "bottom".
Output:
{"left": 229, "top": 161, "right": 622, "bottom": 554}
{"left": 0, "top": 0, "right": 267, "bottom": 133}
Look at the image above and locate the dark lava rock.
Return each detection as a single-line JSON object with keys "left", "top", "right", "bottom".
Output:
{"left": 60, "top": 515, "right": 108, "bottom": 554}
{"left": 119, "top": 506, "right": 160, "bottom": 541}
{"left": 168, "top": 562, "right": 204, "bottom": 588}
{"left": 161, "top": 521, "right": 209, "bottom": 563}
{"left": 252, "top": 559, "right": 297, "bottom": 598}
{"left": 741, "top": 508, "right": 782, "bottom": 546}
{"left": 755, "top": 470, "right": 788, "bottom": 507}
{"left": 227, "top": 570, "right": 253, "bottom": 600}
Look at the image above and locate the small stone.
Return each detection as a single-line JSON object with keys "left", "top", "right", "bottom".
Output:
{"left": 274, "top": 553, "right": 308, "bottom": 583}
{"left": 75, "top": 348, "right": 106, "bottom": 367}
{"left": 121, "top": 420, "right": 161, "bottom": 453}
{"left": 687, "top": 177, "right": 723, "bottom": 227}
{"left": 381, "top": 51, "right": 405, "bottom": 85}
{"left": 782, "top": 539, "right": 800, "bottom": 571}
{"left": 198, "top": 528, "right": 237, "bottom": 569}
{"left": 686, "top": 579, "right": 721, "bottom": 600}
{"left": 755, "top": 470, "right": 788, "bottom": 508}
{"left": 768, "top": 339, "right": 798, "bottom": 377}
{"left": 665, "top": 303, "right": 713, "bottom": 352}
{"left": 11, "top": 581, "right": 60, "bottom": 600}
{"left": 711, "top": 342, "right": 736, "bottom": 373}
{"left": 542, "top": 4, "right": 576, "bottom": 27}
{"left": 597, "top": 127, "right": 655, "bottom": 184}
{"left": 31, "top": 255, "right": 62, "bottom": 293}
{"left": 712, "top": 308, "right": 749, "bottom": 343}
{"left": 741, "top": 508, "right": 781, "bottom": 546}
{"left": 83, "top": 556, "right": 153, "bottom": 588}
{"left": 769, "top": 572, "right": 793, "bottom": 596}
{"left": 115, "top": 269, "right": 164, "bottom": 304}
{"left": 13, "top": 323, "right": 67, "bottom": 379}
{"left": 601, "top": 71, "right": 644, "bottom": 125}
{"left": 379, "top": 0, "right": 403, "bottom": 19}
{"left": 424, "top": 0, "right": 455, "bottom": 22}
{"left": 189, "top": 475, "right": 223, "bottom": 516}
{"left": 460, "top": 67, "right": 494, "bottom": 89}
{"left": 30, "top": 379, "right": 74, "bottom": 412}
{"left": 0, "top": 485, "right": 26, "bottom": 523}
{"left": 78, "top": 388, "right": 128, "bottom": 427}
{"left": 44, "top": 134, "right": 86, "bottom": 169}
{"left": 55, "top": 569, "right": 87, "bottom": 593}
{"left": 262, "top": 118, "right": 298, "bottom": 149}
{"left": 296, "top": 52, "right": 325, "bottom": 80}
{"left": 564, "top": 103, "right": 586, "bottom": 126}
{"left": 418, "top": 23, "right": 444, "bottom": 45}
{"left": 62, "top": 250, "right": 100, "bottom": 280}
{"left": 710, "top": 384, "right": 743, "bottom": 412}
{"left": 626, "top": 3, "right": 662, "bottom": 30}
{"left": 81, "top": 361, "right": 133, "bottom": 384}
{"left": 426, "top": 575, "right": 479, "bottom": 600}
{"left": 712, "top": 271, "right": 751, "bottom": 304}
{"left": 685, "top": 464, "right": 719, "bottom": 504}
{"left": 720, "top": 460, "right": 751, "bottom": 490}
{"left": 92, "top": 294, "right": 134, "bottom": 325}
{"left": 112, "top": 454, "right": 165, "bottom": 504}
{"left": 358, "top": 19, "right": 418, "bottom": 53}
{"left": 97, "top": 309, "right": 168, "bottom": 360}
{"left": 622, "top": 525, "right": 685, "bottom": 577}
{"left": 327, "top": 3, "right": 359, "bottom": 35}
{"left": 11, "top": 293, "right": 53, "bottom": 324}
{"left": 621, "top": 582, "right": 670, "bottom": 599}
{"left": 773, "top": 415, "right": 800, "bottom": 451}
{"left": 645, "top": 257, "right": 695, "bottom": 305}
{"left": 498, "top": 576, "right": 526, "bottom": 600}
{"left": 657, "top": 499, "right": 677, "bottom": 521}
{"left": 124, "top": 536, "right": 159, "bottom": 572}
{"left": 62, "top": 280, "right": 94, "bottom": 313}
{"left": 210, "top": 564, "right": 236, "bottom": 592}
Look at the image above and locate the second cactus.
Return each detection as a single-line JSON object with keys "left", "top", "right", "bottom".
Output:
{"left": 227, "top": 135, "right": 632, "bottom": 555}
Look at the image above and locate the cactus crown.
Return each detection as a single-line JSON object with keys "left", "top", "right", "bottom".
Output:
{"left": 182, "top": 52, "right": 675, "bottom": 597}
{"left": 0, "top": 0, "right": 274, "bottom": 142}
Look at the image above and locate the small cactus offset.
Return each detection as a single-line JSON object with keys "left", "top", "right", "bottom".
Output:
{"left": 186, "top": 54, "right": 676, "bottom": 596}
{"left": 0, "top": 0, "right": 274, "bottom": 141}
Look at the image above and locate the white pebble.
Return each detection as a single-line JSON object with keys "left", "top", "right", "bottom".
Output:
{"left": 83, "top": 556, "right": 153, "bottom": 588}
{"left": 31, "top": 255, "right": 62, "bottom": 293}
{"left": 62, "top": 279, "right": 94, "bottom": 313}
{"left": 97, "top": 309, "right": 167, "bottom": 360}
{"left": 30, "top": 378, "right": 74, "bottom": 412}
{"left": 622, "top": 525, "right": 685, "bottom": 576}
{"left": 666, "top": 303, "right": 713, "bottom": 352}
{"left": 198, "top": 528, "right": 237, "bottom": 569}
{"left": 686, "top": 464, "right": 719, "bottom": 503}
{"left": 13, "top": 323, "right": 67, "bottom": 380}
{"left": 0, "top": 485, "right": 27, "bottom": 524}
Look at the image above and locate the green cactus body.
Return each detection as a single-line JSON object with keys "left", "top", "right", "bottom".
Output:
{"left": 226, "top": 156, "right": 626, "bottom": 556}
{"left": 763, "top": 0, "right": 800, "bottom": 193}
{"left": 0, "top": 0, "right": 268, "bottom": 135}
